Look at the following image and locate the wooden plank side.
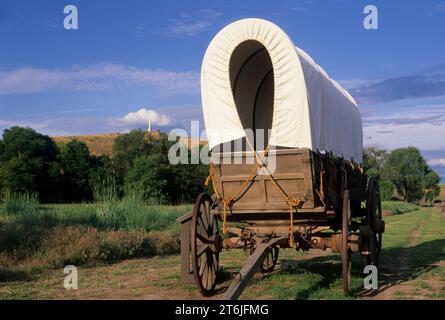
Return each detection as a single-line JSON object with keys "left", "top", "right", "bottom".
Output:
{"left": 213, "top": 148, "right": 315, "bottom": 213}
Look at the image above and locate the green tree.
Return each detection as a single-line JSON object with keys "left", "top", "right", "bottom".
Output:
{"left": 112, "top": 129, "right": 154, "bottom": 177}
{"left": 0, "top": 126, "right": 60, "bottom": 201}
{"left": 363, "top": 146, "right": 387, "bottom": 178}
{"left": 379, "top": 179, "right": 395, "bottom": 201}
{"left": 59, "top": 140, "right": 94, "bottom": 202}
{"left": 382, "top": 147, "right": 429, "bottom": 203}
{"left": 424, "top": 170, "right": 441, "bottom": 204}
{"left": 124, "top": 154, "right": 171, "bottom": 202}
{"left": 123, "top": 135, "right": 208, "bottom": 204}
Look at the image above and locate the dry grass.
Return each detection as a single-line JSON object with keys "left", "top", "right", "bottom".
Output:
{"left": 52, "top": 133, "right": 121, "bottom": 157}
{"left": 51, "top": 131, "right": 208, "bottom": 157}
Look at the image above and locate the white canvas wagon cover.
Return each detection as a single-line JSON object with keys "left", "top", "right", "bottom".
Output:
{"left": 201, "top": 18, "right": 363, "bottom": 162}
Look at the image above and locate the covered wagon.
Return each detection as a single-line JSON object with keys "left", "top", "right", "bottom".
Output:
{"left": 179, "top": 18, "right": 385, "bottom": 299}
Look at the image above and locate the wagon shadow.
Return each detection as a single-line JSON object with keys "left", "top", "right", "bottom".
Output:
{"left": 219, "top": 239, "right": 445, "bottom": 299}
{"left": 271, "top": 255, "right": 356, "bottom": 299}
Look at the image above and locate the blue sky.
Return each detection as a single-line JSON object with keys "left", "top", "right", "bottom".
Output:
{"left": 0, "top": 0, "right": 445, "bottom": 181}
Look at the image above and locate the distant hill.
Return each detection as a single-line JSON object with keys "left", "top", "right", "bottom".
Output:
{"left": 51, "top": 131, "right": 207, "bottom": 157}
{"left": 52, "top": 133, "right": 120, "bottom": 157}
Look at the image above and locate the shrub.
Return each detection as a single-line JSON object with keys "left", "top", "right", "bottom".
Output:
{"left": 382, "top": 201, "right": 419, "bottom": 215}
{"left": 144, "top": 229, "right": 181, "bottom": 256}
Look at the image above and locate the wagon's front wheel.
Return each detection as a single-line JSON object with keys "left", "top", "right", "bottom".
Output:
{"left": 247, "top": 241, "right": 279, "bottom": 273}
{"left": 260, "top": 246, "right": 279, "bottom": 273}
{"left": 191, "top": 193, "right": 221, "bottom": 296}
{"left": 342, "top": 190, "right": 352, "bottom": 295}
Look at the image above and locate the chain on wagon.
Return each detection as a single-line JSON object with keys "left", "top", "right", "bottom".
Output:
{"left": 178, "top": 18, "right": 385, "bottom": 300}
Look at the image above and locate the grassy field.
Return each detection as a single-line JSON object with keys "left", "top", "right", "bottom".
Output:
{"left": 0, "top": 202, "right": 443, "bottom": 300}
{"left": 0, "top": 192, "right": 190, "bottom": 283}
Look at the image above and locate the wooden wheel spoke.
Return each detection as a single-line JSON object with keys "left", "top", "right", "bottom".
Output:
{"left": 205, "top": 200, "right": 211, "bottom": 220}
{"left": 200, "top": 203, "right": 209, "bottom": 226}
{"left": 198, "top": 215, "right": 207, "bottom": 234}
{"left": 196, "top": 232, "right": 209, "bottom": 243}
{"left": 199, "top": 254, "right": 206, "bottom": 277}
{"left": 197, "top": 244, "right": 209, "bottom": 257}
{"left": 206, "top": 261, "right": 213, "bottom": 290}
{"left": 212, "top": 254, "right": 218, "bottom": 271}
{"left": 208, "top": 214, "right": 215, "bottom": 233}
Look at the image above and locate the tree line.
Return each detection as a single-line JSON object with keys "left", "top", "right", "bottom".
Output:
{"left": 0, "top": 126, "right": 441, "bottom": 204}
{"left": 0, "top": 126, "right": 208, "bottom": 203}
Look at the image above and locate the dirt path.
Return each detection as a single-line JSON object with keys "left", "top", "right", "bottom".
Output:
{"left": 368, "top": 210, "right": 444, "bottom": 300}
{"left": 369, "top": 218, "right": 425, "bottom": 299}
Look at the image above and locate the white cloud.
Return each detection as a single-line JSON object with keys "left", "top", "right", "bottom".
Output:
{"left": 165, "top": 9, "right": 222, "bottom": 37}
{"left": 364, "top": 122, "right": 445, "bottom": 151}
{"left": 118, "top": 108, "right": 173, "bottom": 127}
{"left": 361, "top": 100, "right": 445, "bottom": 152}
{"left": 0, "top": 64, "right": 200, "bottom": 95}
{"left": 0, "top": 67, "right": 64, "bottom": 94}
{"left": 429, "top": 158, "right": 445, "bottom": 167}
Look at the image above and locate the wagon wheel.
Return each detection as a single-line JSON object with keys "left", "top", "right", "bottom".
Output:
{"left": 246, "top": 241, "right": 279, "bottom": 273}
{"left": 191, "top": 193, "right": 221, "bottom": 295}
{"left": 260, "top": 246, "right": 279, "bottom": 273}
{"left": 366, "top": 178, "right": 384, "bottom": 266}
{"left": 342, "top": 190, "right": 352, "bottom": 295}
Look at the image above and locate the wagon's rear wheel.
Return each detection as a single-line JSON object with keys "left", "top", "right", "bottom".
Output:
{"left": 342, "top": 190, "right": 352, "bottom": 295}
{"left": 191, "top": 193, "right": 221, "bottom": 295}
{"left": 366, "top": 178, "right": 385, "bottom": 266}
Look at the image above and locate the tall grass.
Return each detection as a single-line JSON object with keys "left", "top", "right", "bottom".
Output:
{"left": 91, "top": 174, "right": 126, "bottom": 230}
{"left": 0, "top": 191, "right": 40, "bottom": 218}
{"left": 90, "top": 174, "right": 188, "bottom": 231}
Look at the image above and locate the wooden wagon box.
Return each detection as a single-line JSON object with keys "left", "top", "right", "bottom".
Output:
{"left": 211, "top": 148, "right": 366, "bottom": 217}
{"left": 212, "top": 148, "right": 316, "bottom": 213}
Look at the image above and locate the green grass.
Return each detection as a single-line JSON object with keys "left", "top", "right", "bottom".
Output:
{"left": 241, "top": 207, "right": 445, "bottom": 300}
{"left": 0, "top": 191, "right": 191, "bottom": 282}
{"left": 382, "top": 201, "right": 419, "bottom": 215}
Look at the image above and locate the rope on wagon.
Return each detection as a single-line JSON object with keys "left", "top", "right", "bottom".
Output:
{"left": 205, "top": 141, "right": 304, "bottom": 247}
{"left": 315, "top": 156, "right": 326, "bottom": 207}
{"left": 264, "top": 167, "right": 302, "bottom": 247}
{"left": 205, "top": 159, "right": 262, "bottom": 235}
